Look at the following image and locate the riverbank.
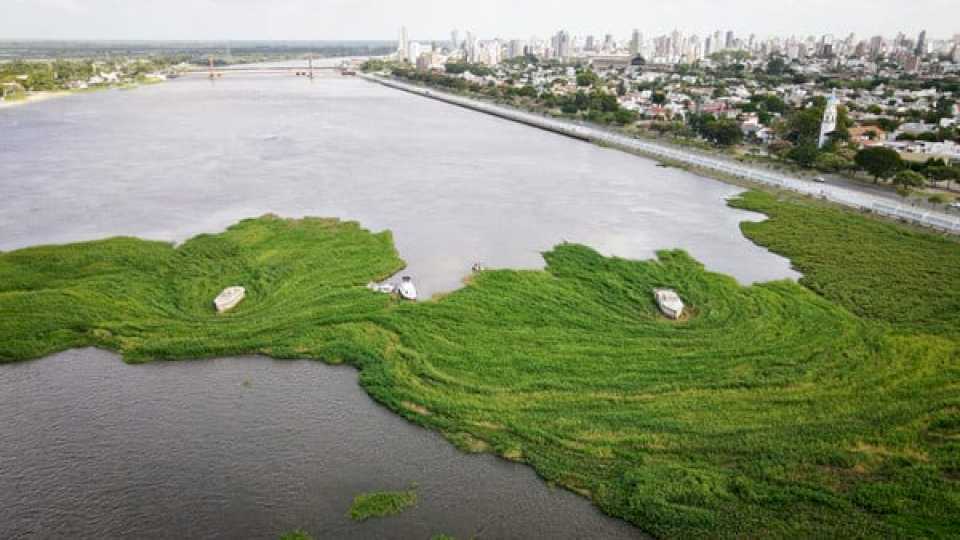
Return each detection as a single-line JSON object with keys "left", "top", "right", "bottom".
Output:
{"left": 363, "top": 74, "right": 960, "bottom": 235}
{"left": 0, "top": 81, "right": 163, "bottom": 110}
{"left": 0, "top": 90, "right": 71, "bottom": 109}
{"left": 2, "top": 194, "right": 958, "bottom": 538}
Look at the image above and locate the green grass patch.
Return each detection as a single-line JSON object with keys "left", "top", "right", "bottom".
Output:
{"left": 1, "top": 195, "right": 959, "bottom": 538}
{"left": 348, "top": 490, "right": 418, "bottom": 521}
{"left": 729, "top": 190, "right": 960, "bottom": 336}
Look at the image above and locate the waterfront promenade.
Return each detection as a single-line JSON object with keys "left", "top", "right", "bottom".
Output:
{"left": 364, "top": 74, "right": 960, "bottom": 234}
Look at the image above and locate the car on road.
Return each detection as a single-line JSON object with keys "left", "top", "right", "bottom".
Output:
{"left": 813, "top": 176, "right": 826, "bottom": 183}
{"left": 948, "top": 202, "right": 960, "bottom": 210}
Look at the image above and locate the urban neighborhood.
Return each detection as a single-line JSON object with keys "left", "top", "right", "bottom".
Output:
{"left": 371, "top": 27, "right": 960, "bottom": 204}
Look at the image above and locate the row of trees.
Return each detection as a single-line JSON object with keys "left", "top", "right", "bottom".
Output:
{"left": 853, "top": 147, "right": 960, "bottom": 190}
{"left": 687, "top": 113, "right": 743, "bottom": 146}
{"left": 0, "top": 58, "right": 182, "bottom": 92}
{"left": 387, "top": 63, "right": 639, "bottom": 127}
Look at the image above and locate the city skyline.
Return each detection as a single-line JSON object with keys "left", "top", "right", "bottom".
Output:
{"left": 1, "top": 0, "right": 957, "bottom": 41}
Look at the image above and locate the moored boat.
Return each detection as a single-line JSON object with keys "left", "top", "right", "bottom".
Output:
{"left": 367, "top": 282, "right": 396, "bottom": 294}
{"left": 653, "top": 288, "right": 684, "bottom": 319}
{"left": 397, "top": 276, "right": 418, "bottom": 301}
{"left": 214, "top": 286, "right": 246, "bottom": 313}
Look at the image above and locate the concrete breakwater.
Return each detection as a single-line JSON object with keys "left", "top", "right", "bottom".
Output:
{"left": 364, "top": 74, "right": 960, "bottom": 235}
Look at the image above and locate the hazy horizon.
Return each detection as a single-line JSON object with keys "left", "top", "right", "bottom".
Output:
{"left": 1, "top": 0, "right": 957, "bottom": 42}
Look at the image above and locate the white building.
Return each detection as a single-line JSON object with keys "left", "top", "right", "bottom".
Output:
{"left": 407, "top": 41, "right": 424, "bottom": 64}
{"left": 818, "top": 94, "right": 838, "bottom": 148}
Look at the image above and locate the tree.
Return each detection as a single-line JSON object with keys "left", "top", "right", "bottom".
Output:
{"left": 927, "top": 165, "right": 960, "bottom": 190}
{"left": 613, "top": 108, "right": 638, "bottom": 125}
{"left": 892, "top": 169, "right": 926, "bottom": 188}
{"left": 814, "top": 152, "right": 853, "bottom": 172}
{"left": 766, "top": 56, "right": 787, "bottom": 76}
{"left": 576, "top": 70, "right": 599, "bottom": 87}
{"left": 785, "top": 107, "right": 824, "bottom": 147}
{"left": 935, "top": 96, "right": 956, "bottom": 120}
{"left": 876, "top": 117, "right": 900, "bottom": 133}
{"left": 788, "top": 143, "right": 820, "bottom": 167}
{"left": 702, "top": 119, "right": 743, "bottom": 147}
{"left": 854, "top": 147, "right": 904, "bottom": 183}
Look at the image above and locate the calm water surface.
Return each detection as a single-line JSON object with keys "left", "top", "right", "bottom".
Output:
{"left": 0, "top": 68, "right": 798, "bottom": 538}
{"left": 0, "top": 350, "right": 642, "bottom": 539}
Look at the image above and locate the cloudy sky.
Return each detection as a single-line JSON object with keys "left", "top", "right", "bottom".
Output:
{"left": 2, "top": 0, "right": 956, "bottom": 41}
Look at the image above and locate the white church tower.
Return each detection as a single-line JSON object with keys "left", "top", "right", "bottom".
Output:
{"left": 818, "top": 94, "right": 838, "bottom": 148}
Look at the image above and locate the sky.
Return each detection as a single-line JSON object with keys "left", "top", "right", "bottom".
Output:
{"left": 1, "top": 0, "right": 957, "bottom": 41}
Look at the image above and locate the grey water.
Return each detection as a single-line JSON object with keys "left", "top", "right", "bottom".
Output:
{"left": 0, "top": 350, "right": 643, "bottom": 539}
{"left": 0, "top": 66, "right": 799, "bottom": 538}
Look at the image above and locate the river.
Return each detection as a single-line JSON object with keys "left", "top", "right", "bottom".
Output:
{"left": 0, "top": 65, "right": 799, "bottom": 538}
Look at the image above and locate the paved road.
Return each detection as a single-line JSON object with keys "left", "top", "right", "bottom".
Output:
{"left": 366, "top": 75, "right": 960, "bottom": 234}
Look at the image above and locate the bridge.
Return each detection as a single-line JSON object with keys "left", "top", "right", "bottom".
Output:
{"left": 184, "top": 66, "right": 358, "bottom": 77}
{"left": 184, "top": 56, "right": 362, "bottom": 77}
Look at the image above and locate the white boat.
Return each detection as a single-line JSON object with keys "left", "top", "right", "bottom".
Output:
{"left": 367, "top": 281, "right": 396, "bottom": 294}
{"left": 653, "top": 288, "right": 684, "bottom": 319}
{"left": 214, "top": 286, "right": 246, "bottom": 313}
{"left": 397, "top": 276, "right": 418, "bottom": 301}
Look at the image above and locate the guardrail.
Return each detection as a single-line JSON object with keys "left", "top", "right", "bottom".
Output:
{"left": 365, "top": 75, "right": 960, "bottom": 234}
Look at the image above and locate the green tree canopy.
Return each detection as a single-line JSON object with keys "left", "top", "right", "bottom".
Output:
{"left": 854, "top": 147, "right": 904, "bottom": 182}
{"left": 892, "top": 169, "right": 926, "bottom": 188}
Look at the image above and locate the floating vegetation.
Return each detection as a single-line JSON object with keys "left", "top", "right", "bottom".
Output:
{"left": 348, "top": 489, "right": 418, "bottom": 521}
{"left": 1, "top": 193, "right": 959, "bottom": 537}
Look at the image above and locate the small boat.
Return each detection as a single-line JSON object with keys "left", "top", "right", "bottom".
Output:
{"left": 366, "top": 282, "right": 396, "bottom": 294}
{"left": 471, "top": 262, "right": 487, "bottom": 273}
{"left": 397, "top": 276, "right": 418, "bottom": 301}
{"left": 214, "top": 286, "right": 246, "bottom": 313}
{"left": 653, "top": 288, "right": 684, "bottom": 319}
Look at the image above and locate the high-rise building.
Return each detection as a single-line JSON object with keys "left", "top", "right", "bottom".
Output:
{"left": 555, "top": 30, "right": 571, "bottom": 59}
{"left": 630, "top": 29, "right": 641, "bottom": 55}
{"left": 586, "top": 35, "right": 596, "bottom": 51}
{"left": 451, "top": 29, "right": 460, "bottom": 51}
{"left": 465, "top": 31, "right": 477, "bottom": 62}
{"left": 704, "top": 36, "right": 713, "bottom": 57}
{"left": 398, "top": 26, "right": 409, "bottom": 59}
{"left": 916, "top": 30, "right": 927, "bottom": 56}
{"left": 407, "top": 41, "right": 423, "bottom": 65}
{"left": 603, "top": 34, "right": 615, "bottom": 52}
{"left": 472, "top": 40, "right": 494, "bottom": 66}
{"left": 725, "top": 30, "right": 734, "bottom": 49}
{"left": 508, "top": 39, "right": 527, "bottom": 59}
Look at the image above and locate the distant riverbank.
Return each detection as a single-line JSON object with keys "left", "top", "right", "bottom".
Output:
{"left": 0, "top": 81, "right": 163, "bottom": 110}
{"left": 0, "top": 90, "right": 71, "bottom": 109}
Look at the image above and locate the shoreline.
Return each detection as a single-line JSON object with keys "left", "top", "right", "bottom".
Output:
{"left": 362, "top": 74, "right": 960, "bottom": 235}
{"left": 0, "top": 81, "right": 163, "bottom": 110}
{"left": 0, "top": 90, "right": 72, "bottom": 109}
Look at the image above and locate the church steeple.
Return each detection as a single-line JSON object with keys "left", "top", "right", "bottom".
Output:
{"left": 818, "top": 94, "right": 838, "bottom": 148}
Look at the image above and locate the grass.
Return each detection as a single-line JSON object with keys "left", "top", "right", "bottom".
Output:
{"left": 729, "top": 190, "right": 960, "bottom": 336}
{"left": 0, "top": 214, "right": 404, "bottom": 363}
{"left": 1, "top": 194, "right": 959, "bottom": 538}
{"left": 348, "top": 490, "right": 418, "bottom": 521}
